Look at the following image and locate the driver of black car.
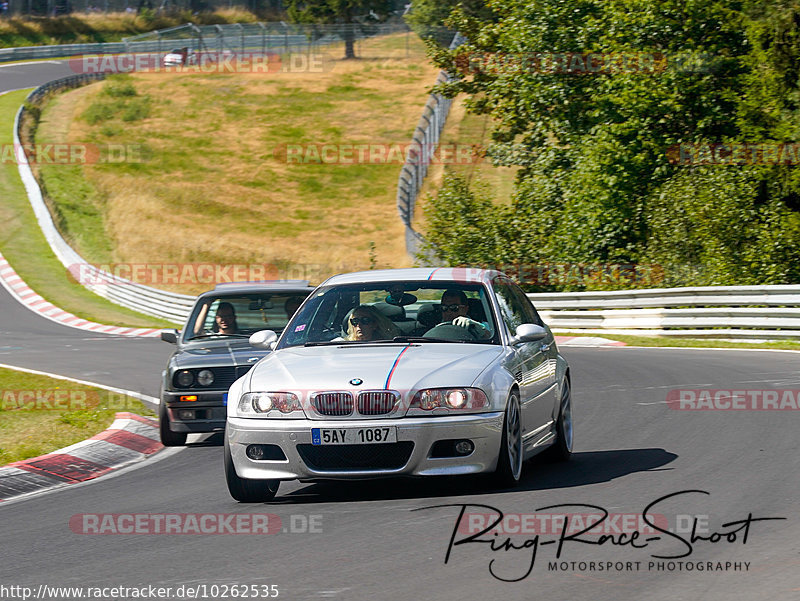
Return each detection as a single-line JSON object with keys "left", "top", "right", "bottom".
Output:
{"left": 214, "top": 302, "right": 238, "bottom": 335}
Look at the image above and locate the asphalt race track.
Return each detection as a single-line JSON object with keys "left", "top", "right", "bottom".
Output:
{"left": 1, "top": 62, "right": 798, "bottom": 601}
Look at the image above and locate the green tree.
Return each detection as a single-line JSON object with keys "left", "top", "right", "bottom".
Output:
{"left": 421, "top": 0, "right": 800, "bottom": 287}
{"left": 286, "top": 0, "right": 396, "bottom": 58}
{"left": 404, "top": 0, "right": 493, "bottom": 47}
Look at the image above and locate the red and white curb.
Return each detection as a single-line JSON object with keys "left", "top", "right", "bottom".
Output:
{"left": 555, "top": 335, "right": 626, "bottom": 347}
{"left": 0, "top": 412, "right": 163, "bottom": 502}
{"left": 0, "top": 251, "right": 160, "bottom": 337}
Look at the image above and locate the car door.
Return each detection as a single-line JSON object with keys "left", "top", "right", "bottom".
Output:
{"left": 492, "top": 277, "right": 556, "bottom": 450}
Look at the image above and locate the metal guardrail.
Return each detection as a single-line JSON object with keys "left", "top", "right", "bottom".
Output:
{"left": 15, "top": 75, "right": 195, "bottom": 324}
{"left": 528, "top": 285, "right": 800, "bottom": 308}
{"left": 0, "top": 21, "right": 413, "bottom": 64}
{"left": 529, "top": 285, "right": 800, "bottom": 338}
{"left": 396, "top": 32, "right": 465, "bottom": 260}
{"left": 10, "top": 39, "right": 799, "bottom": 338}
{"left": 0, "top": 42, "right": 127, "bottom": 63}
{"left": 25, "top": 72, "right": 106, "bottom": 102}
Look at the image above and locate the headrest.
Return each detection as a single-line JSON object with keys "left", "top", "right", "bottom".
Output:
{"left": 416, "top": 303, "right": 442, "bottom": 328}
{"left": 372, "top": 302, "right": 405, "bottom": 320}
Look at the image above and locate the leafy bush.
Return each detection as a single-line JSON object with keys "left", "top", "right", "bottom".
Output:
{"left": 422, "top": 172, "right": 501, "bottom": 265}
{"left": 646, "top": 167, "right": 800, "bottom": 286}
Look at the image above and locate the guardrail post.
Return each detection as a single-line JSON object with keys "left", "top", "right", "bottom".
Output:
{"left": 281, "top": 21, "right": 289, "bottom": 54}
{"left": 259, "top": 22, "right": 266, "bottom": 57}
{"left": 237, "top": 23, "right": 244, "bottom": 56}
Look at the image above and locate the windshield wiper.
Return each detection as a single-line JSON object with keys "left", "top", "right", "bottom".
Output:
{"left": 390, "top": 336, "right": 452, "bottom": 343}
{"left": 393, "top": 336, "right": 497, "bottom": 344}
{"left": 190, "top": 333, "right": 250, "bottom": 340}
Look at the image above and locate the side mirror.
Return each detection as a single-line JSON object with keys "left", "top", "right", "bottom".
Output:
{"left": 510, "top": 323, "right": 547, "bottom": 344}
{"left": 160, "top": 329, "right": 178, "bottom": 344}
{"left": 249, "top": 329, "right": 278, "bottom": 350}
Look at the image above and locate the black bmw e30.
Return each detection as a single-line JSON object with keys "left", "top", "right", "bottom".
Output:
{"left": 158, "top": 281, "right": 315, "bottom": 446}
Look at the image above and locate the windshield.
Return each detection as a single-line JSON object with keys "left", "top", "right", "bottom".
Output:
{"left": 184, "top": 292, "right": 309, "bottom": 342}
{"left": 277, "top": 281, "right": 499, "bottom": 349}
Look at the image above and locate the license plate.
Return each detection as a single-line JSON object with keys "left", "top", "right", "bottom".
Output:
{"left": 222, "top": 392, "right": 228, "bottom": 406}
{"left": 311, "top": 427, "right": 397, "bottom": 445}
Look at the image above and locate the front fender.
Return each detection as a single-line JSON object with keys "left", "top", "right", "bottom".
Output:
{"left": 471, "top": 355, "right": 517, "bottom": 412}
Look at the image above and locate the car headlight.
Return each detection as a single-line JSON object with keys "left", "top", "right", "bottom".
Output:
{"left": 197, "top": 369, "right": 215, "bottom": 386}
{"left": 238, "top": 392, "right": 303, "bottom": 417}
{"left": 176, "top": 370, "right": 194, "bottom": 387}
{"left": 408, "top": 387, "right": 489, "bottom": 415}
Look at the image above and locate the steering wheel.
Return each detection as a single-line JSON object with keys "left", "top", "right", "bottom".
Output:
{"left": 423, "top": 323, "right": 477, "bottom": 341}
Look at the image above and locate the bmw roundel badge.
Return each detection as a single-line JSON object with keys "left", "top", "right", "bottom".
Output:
{"left": 349, "top": 378, "right": 363, "bottom": 386}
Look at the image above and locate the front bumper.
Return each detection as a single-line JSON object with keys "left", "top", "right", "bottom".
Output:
{"left": 227, "top": 413, "right": 505, "bottom": 480}
{"left": 163, "top": 390, "right": 227, "bottom": 433}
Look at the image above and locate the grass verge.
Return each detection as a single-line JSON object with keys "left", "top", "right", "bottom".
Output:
{"left": 557, "top": 331, "right": 800, "bottom": 351}
{"left": 0, "top": 366, "right": 155, "bottom": 466}
{"left": 0, "top": 89, "right": 177, "bottom": 328}
{"left": 34, "top": 33, "right": 440, "bottom": 294}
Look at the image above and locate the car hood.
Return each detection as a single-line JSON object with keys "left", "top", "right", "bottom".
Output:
{"left": 246, "top": 343, "right": 504, "bottom": 396}
{"left": 172, "top": 339, "right": 270, "bottom": 369}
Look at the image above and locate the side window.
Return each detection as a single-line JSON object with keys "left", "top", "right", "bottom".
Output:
{"left": 492, "top": 279, "right": 524, "bottom": 334}
{"left": 508, "top": 280, "right": 544, "bottom": 326}
{"left": 492, "top": 278, "right": 542, "bottom": 335}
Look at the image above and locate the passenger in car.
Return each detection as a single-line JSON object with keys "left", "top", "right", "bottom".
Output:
{"left": 343, "top": 305, "right": 399, "bottom": 341}
{"left": 385, "top": 284, "right": 417, "bottom": 309}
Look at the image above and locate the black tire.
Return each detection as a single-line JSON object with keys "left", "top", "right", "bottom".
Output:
{"left": 492, "top": 391, "right": 523, "bottom": 488}
{"left": 159, "top": 401, "right": 187, "bottom": 447}
{"left": 224, "top": 435, "right": 280, "bottom": 503}
{"left": 543, "top": 378, "right": 573, "bottom": 462}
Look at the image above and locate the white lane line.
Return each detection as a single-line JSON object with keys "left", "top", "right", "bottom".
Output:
{"left": 0, "top": 87, "right": 34, "bottom": 96}
{"left": 0, "top": 362, "right": 184, "bottom": 508}
{"left": 586, "top": 345, "right": 800, "bottom": 354}
{"left": 0, "top": 61, "right": 63, "bottom": 69}
{"left": 0, "top": 361, "right": 159, "bottom": 411}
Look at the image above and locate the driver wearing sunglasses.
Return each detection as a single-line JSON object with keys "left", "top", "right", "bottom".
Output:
{"left": 440, "top": 290, "right": 492, "bottom": 339}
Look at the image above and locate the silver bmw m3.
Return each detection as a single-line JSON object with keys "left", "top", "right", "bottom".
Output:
{"left": 224, "top": 268, "right": 572, "bottom": 502}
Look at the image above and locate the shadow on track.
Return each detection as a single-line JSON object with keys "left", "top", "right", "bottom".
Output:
{"left": 185, "top": 432, "right": 225, "bottom": 447}
{"left": 266, "top": 448, "right": 677, "bottom": 505}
